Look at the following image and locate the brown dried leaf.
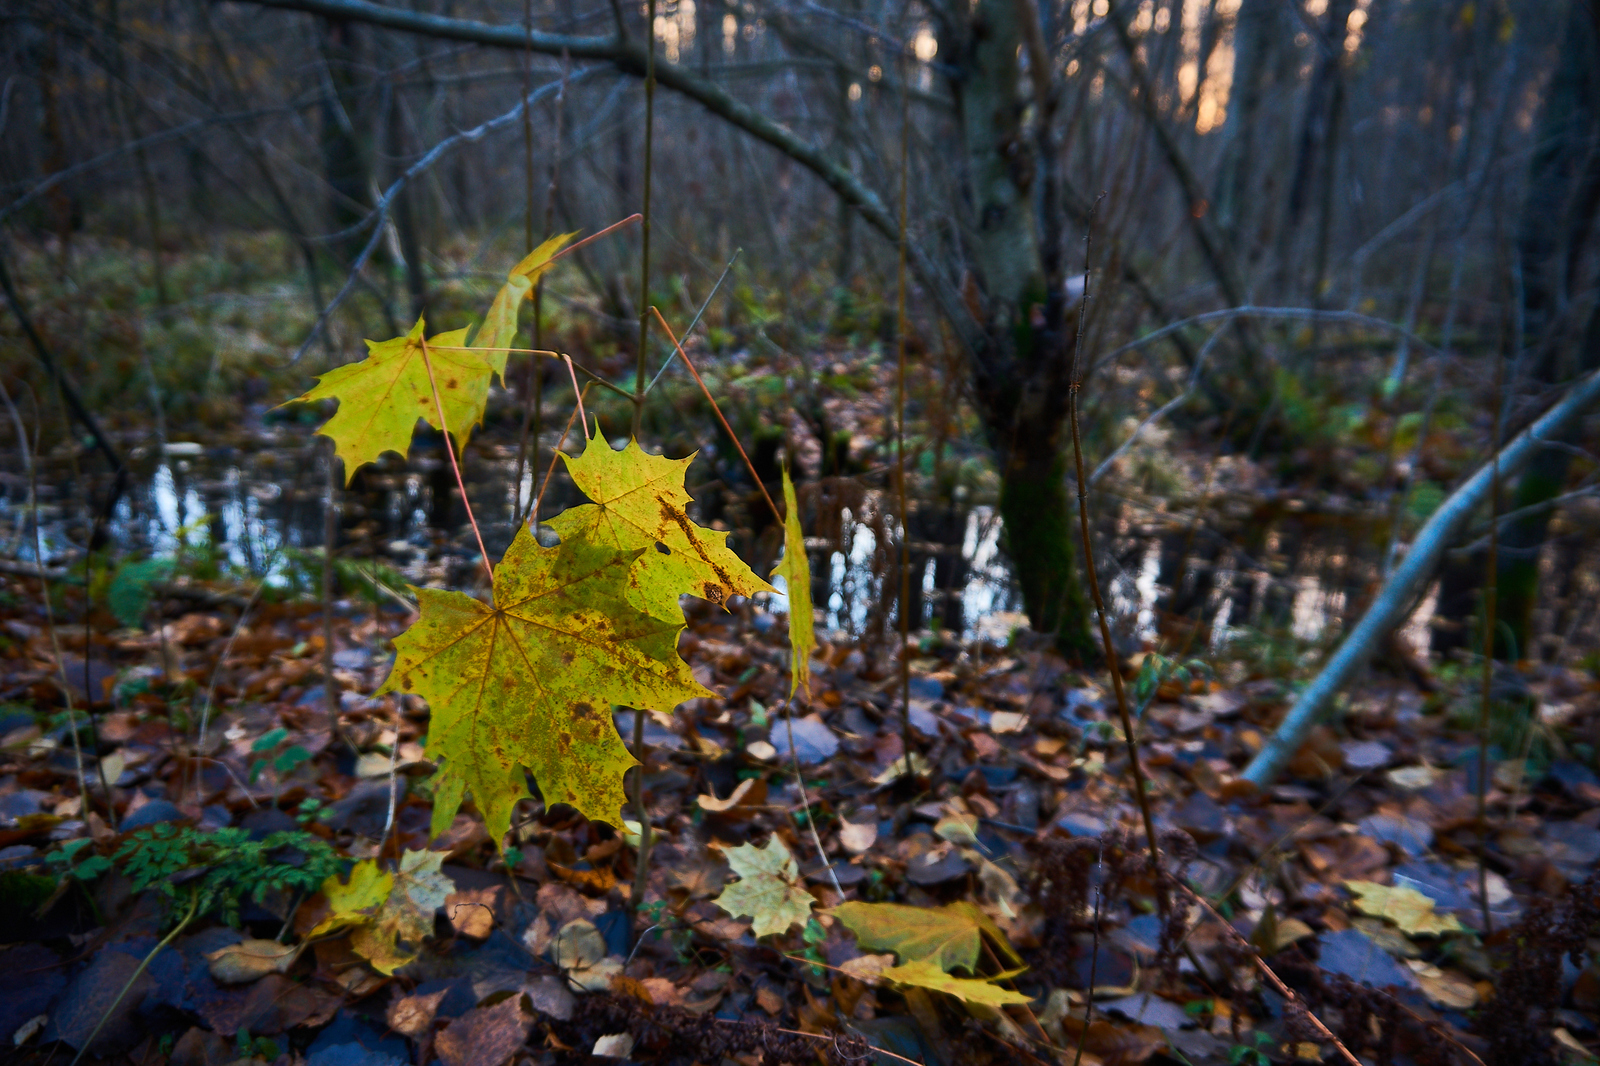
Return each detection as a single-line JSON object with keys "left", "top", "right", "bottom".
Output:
{"left": 387, "top": 988, "right": 449, "bottom": 1037}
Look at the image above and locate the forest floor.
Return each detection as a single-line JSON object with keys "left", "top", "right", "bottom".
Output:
{"left": 1, "top": 560, "right": 1599, "bottom": 1066}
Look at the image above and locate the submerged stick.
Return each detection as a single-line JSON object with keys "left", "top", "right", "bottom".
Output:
{"left": 1244, "top": 363, "right": 1600, "bottom": 786}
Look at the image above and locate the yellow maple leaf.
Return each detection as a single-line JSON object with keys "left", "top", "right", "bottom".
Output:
{"left": 284, "top": 317, "right": 490, "bottom": 482}
{"left": 473, "top": 232, "right": 578, "bottom": 378}
{"left": 311, "top": 850, "right": 453, "bottom": 975}
{"left": 879, "top": 958, "right": 1034, "bottom": 1007}
{"left": 711, "top": 837, "right": 816, "bottom": 937}
{"left": 547, "top": 432, "right": 774, "bottom": 615}
{"left": 378, "top": 523, "right": 712, "bottom": 842}
{"left": 1344, "top": 880, "right": 1465, "bottom": 936}
{"left": 773, "top": 468, "right": 815, "bottom": 697}
{"left": 832, "top": 900, "right": 1023, "bottom": 973}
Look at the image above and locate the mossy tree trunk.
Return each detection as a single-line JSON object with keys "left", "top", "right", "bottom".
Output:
{"left": 943, "top": 0, "right": 1094, "bottom": 659}
{"left": 1492, "top": 0, "right": 1600, "bottom": 659}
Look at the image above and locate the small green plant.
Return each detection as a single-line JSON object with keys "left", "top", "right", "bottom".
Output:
{"left": 235, "top": 1029, "right": 279, "bottom": 1062}
{"left": 248, "top": 727, "right": 313, "bottom": 786}
{"left": 1227, "top": 1031, "right": 1275, "bottom": 1066}
{"left": 50, "top": 822, "right": 341, "bottom": 927}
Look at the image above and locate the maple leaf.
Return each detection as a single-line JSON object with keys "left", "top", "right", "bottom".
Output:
{"left": 377, "top": 523, "right": 712, "bottom": 841}
{"left": 710, "top": 837, "right": 816, "bottom": 937}
{"left": 773, "top": 468, "right": 815, "bottom": 697}
{"left": 285, "top": 317, "right": 491, "bottom": 482}
{"left": 473, "top": 232, "right": 577, "bottom": 378}
{"left": 547, "top": 432, "right": 773, "bottom": 614}
{"left": 311, "top": 850, "right": 453, "bottom": 974}
{"left": 879, "top": 958, "right": 1034, "bottom": 1008}
{"left": 831, "top": 900, "right": 1022, "bottom": 973}
{"left": 1344, "top": 880, "right": 1465, "bottom": 936}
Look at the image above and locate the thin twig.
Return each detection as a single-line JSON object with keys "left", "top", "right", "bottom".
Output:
{"left": 782, "top": 696, "right": 844, "bottom": 897}
{"left": 893, "top": 52, "right": 915, "bottom": 782}
{"left": 1184, "top": 889, "right": 1376, "bottom": 1066}
{"left": 1476, "top": 347, "right": 1505, "bottom": 935}
{"left": 647, "top": 307, "right": 781, "bottom": 524}
{"left": 69, "top": 889, "right": 199, "bottom": 1066}
{"left": 1067, "top": 199, "right": 1165, "bottom": 903}
{"left": 643, "top": 249, "right": 742, "bottom": 395}
{"left": 529, "top": 381, "right": 594, "bottom": 526}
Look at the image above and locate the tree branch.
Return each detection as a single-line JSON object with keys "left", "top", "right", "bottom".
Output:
{"left": 228, "top": 0, "right": 984, "bottom": 353}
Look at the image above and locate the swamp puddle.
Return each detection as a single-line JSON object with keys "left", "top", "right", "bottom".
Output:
{"left": 0, "top": 424, "right": 1423, "bottom": 656}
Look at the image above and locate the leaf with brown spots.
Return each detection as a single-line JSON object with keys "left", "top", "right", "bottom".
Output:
{"left": 547, "top": 432, "right": 773, "bottom": 616}
{"left": 282, "top": 316, "right": 490, "bottom": 482}
{"left": 378, "top": 524, "right": 712, "bottom": 842}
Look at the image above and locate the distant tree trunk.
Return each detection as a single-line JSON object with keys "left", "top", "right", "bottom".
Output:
{"left": 945, "top": 0, "right": 1092, "bottom": 658}
{"left": 1215, "top": 0, "right": 1278, "bottom": 258}
{"left": 386, "top": 79, "right": 428, "bottom": 319}
{"left": 1276, "top": 0, "right": 1353, "bottom": 301}
{"left": 1494, "top": 0, "right": 1600, "bottom": 660}
{"left": 319, "top": 18, "right": 372, "bottom": 266}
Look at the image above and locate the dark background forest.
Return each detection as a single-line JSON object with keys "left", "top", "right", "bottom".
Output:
{"left": 2, "top": 0, "right": 1600, "bottom": 1063}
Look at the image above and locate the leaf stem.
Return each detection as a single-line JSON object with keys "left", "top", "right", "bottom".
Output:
{"left": 529, "top": 381, "right": 593, "bottom": 526}
{"left": 1065, "top": 204, "right": 1165, "bottom": 906}
{"left": 647, "top": 306, "right": 781, "bottom": 525}
{"left": 893, "top": 52, "right": 914, "bottom": 781}
{"left": 70, "top": 888, "right": 199, "bottom": 1066}
{"left": 417, "top": 335, "right": 494, "bottom": 586}
{"left": 782, "top": 696, "right": 843, "bottom": 898}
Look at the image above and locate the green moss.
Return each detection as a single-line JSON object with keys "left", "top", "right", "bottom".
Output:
{"left": 997, "top": 451, "right": 1093, "bottom": 660}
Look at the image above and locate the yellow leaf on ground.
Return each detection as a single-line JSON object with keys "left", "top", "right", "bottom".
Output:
{"left": 1344, "top": 880, "right": 1465, "bottom": 936}
{"left": 831, "top": 900, "right": 1022, "bottom": 973}
{"left": 711, "top": 837, "right": 816, "bottom": 937}
{"left": 311, "top": 850, "right": 453, "bottom": 975}
{"left": 548, "top": 433, "right": 773, "bottom": 615}
{"left": 880, "top": 958, "right": 1034, "bottom": 1007}
{"left": 773, "top": 468, "right": 814, "bottom": 697}
{"left": 378, "top": 523, "right": 711, "bottom": 841}
{"left": 285, "top": 317, "right": 489, "bottom": 482}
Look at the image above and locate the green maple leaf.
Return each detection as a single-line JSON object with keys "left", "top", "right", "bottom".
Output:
{"left": 473, "top": 232, "right": 577, "bottom": 378}
{"left": 711, "top": 837, "right": 816, "bottom": 937}
{"left": 879, "top": 958, "right": 1034, "bottom": 1008}
{"left": 310, "top": 850, "right": 453, "bottom": 975}
{"left": 832, "top": 900, "right": 1022, "bottom": 973}
{"left": 377, "top": 522, "right": 712, "bottom": 842}
{"left": 773, "top": 468, "right": 814, "bottom": 697}
{"left": 547, "top": 431, "right": 774, "bottom": 615}
{"left": 285, "top": 317, "right": 489, "bottom": 482}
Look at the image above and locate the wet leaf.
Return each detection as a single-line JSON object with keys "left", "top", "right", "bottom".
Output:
{"left": 773, "top": 468, "right": 814, "bottom": 697}
{"left": 285, "top": 317, "right": 489, "bottom": 482}
{"left": 311, "top": 850, "right": 453, "bottom": 974}
{"left": 711, "top": 837, "right": 816, "bottom": 937}
{"left": 547, "top": 432, "right": 773, "bottom": 614}
{"left": 1344, "top": 880, "right": 1465, "bottom": 936}
{"left": 378, "top": 523, "right": 711, "bottom": 841}
{"left": 434, "top": 995, "right": 533, "bottom": 1066}
{"left": 879, "top": 958, "right": 1033, "bottom": 1007}
{"left": 832, "top": 900, "right": 1022, "bottom": 973}
{"left": 206, "top": 939, "right": 299, "bottom": 984}
{"left": 387, "top": 988, "right": 449, "bottom": 1037}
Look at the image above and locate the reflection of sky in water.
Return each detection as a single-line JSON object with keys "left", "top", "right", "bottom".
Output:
{"left": 22, "top": 446, "right": 1410, "bottom": 649}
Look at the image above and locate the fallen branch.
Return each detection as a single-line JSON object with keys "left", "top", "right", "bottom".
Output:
{"left": 1243, "top": 364, "right": 1600, "bottom": 786}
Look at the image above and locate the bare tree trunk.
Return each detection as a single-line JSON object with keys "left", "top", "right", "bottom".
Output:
{"left": 320, "top": 18, "right": 371, "bottom": 266}
{"left": 948, "top": 0, "right": 1092, "bottom": 657}
{"left": 1494, "top": 0, "right": 1600, "bottom": 659}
